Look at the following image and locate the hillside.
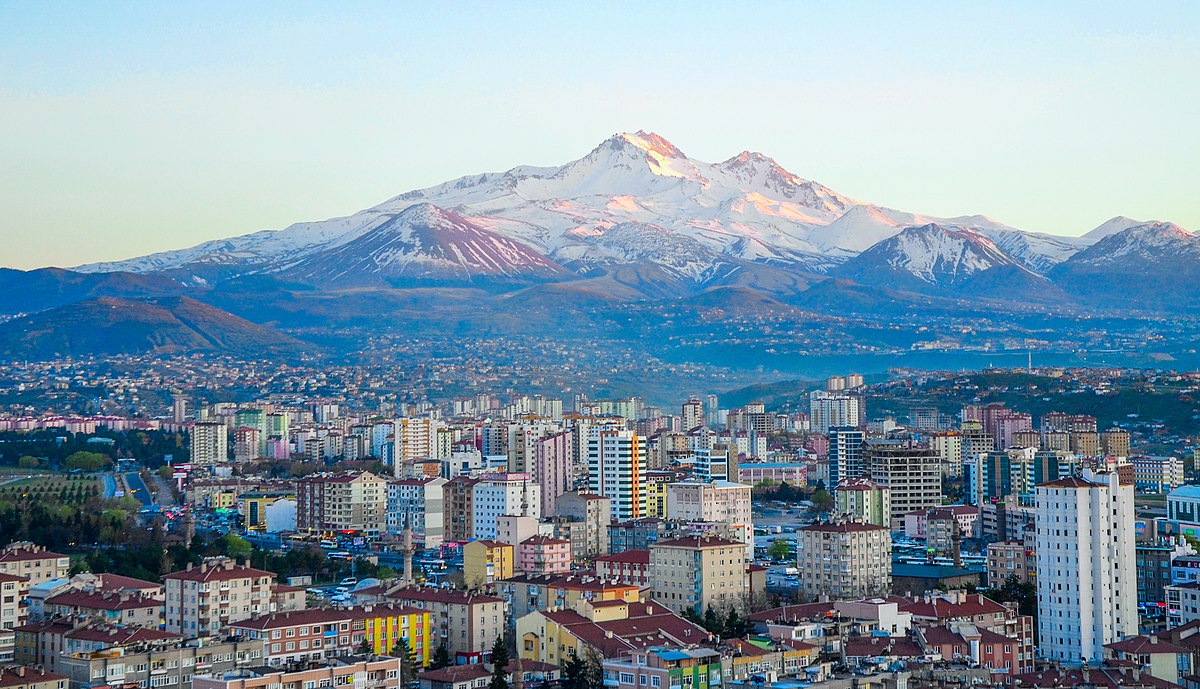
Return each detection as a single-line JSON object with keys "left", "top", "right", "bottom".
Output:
{"left": 0, "top": 297, "right": 308, "bottom": 358}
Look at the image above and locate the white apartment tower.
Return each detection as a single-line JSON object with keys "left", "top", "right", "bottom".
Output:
{"left": 810, "top": 390, "right": 864, "bottom": 434}
{"left": 682, "top": 398, "right": 704, "bottom": 431}
{"left": 1035, "top": 469, "right": 1136, "bottom": 665}
{"left": 472, "top": 473, "right": 542, "bottom": 540}
{"left": 190, "top": 422, "right": 228, "bottom": 465}
{"left": 587, "top": 428, "right": 646, "bottom": 521}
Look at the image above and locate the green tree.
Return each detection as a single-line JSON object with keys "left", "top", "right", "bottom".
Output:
{"left": 810, "top": 488, "right": 834, "bottom": 513}
{"left": 17, "top": 455, "right": 40, "bottom": 469}
{"left": 768, "top": 538, "right": 791, "bottom": 561}
{"left": 64, "top": 451, "right": 113, "bottom": 472}
{"left": 561, "top": 654, "right": 588, "bottom": 689}
{"left": 430, "top": 643, "right": 452, "bottom": 670}
{"left": 218, "top": 533, "right": 252, "bottom": 560}
{"left": 392, "top": 637, "right": 418, "bottom": 684}
{"left": 702, "top": 605, "right": 721, "bottom": 634}
{"left": 722, "top": 607, "right": 752, "bottom": 639}
{"left": 488, "top": 636, "right": 510, "bottom": 689}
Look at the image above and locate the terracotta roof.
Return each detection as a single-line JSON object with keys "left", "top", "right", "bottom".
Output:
{"left": 896, "top": 594, "right": 1007, "bottom": 620}
{"left": 520, "top": 535, "right": 570, "bottom": 546}
{"left": 1038, "top": 476, "right": 1100, "bottom": 489}
{"left": 230, "top": 608, "right": 350, "bottom": 630}
{"left": 0, "top": 545, "right": 67, "bottom": 563}
{"left": 920, "top": 626, "right": 966, "bottom": 646}
{"left": 500, "top": 573, "right": 639, "bottom": 593}
{"left": 746, "top": 602, "right": 836, "bottom": 624}
{"left": 472, "top": 540, "right": 512, "bottom": 549}
{"left": 0, "top": 666, "right": 68, "bottom": 689}
{"left": 595, "top": 550, "right": 651, "bottom": 565}
{"left": 46, "top": 589, "right": 162, "bottom": 611}
{"left": 799, "top": 521, "right": 888, "bottom": 533}
{"left": 1106, "top": 635, "right": 1190, "bottom": 655}
{"left": 0, "top": 572, "right": 28, "bottom": 583}
{"left": 416, "top": 665, "right": 491, "bottom": 683}
{"left": 651, "top": 536, "right": 744, "bottom": 548}
{"left": 91, "top": 573, "right": 161, "bottom": 592}
{"left": 844, "top": 635, "right": 923, "bottom": 659}
{"left": 162, "top": 561, "right": 274, "bottom": 583}
{"left": 386, "top": 587, "right": 504, "bottom": 606}
{"left": 65, "top": 625, "right": 181, "bottom": 645}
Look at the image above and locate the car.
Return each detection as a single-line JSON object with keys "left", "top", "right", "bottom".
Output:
{"left": 340, "top": 577, "right": 358, "bottom": 587}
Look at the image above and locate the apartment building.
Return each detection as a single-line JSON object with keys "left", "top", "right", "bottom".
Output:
{"left": 866, "top": 441, "right": 941, "bottom": 529}
{"left": 230, "top": 605, "right": 431, "bottom": 667}
{"left": 443, "top": 476, "right": 480, "bottom": 543}
{"left": 193, "top": 656, "right": 405, "bottom": 689}
{"left": 664, "top": 480, "right": 753, "bottom": 553}
{"left": 553, "top": 492, "right": 611, "bottom": 559}
{"left": 650, "top": 535, "right": 748, "bottom": 615}
{"left": 163, "top": 559, "right": 275, "bottom": 636}
{"left": 587, "top": 428, "right": 646, "bottom": 522}
{"left": 0, "top": 544, "right": 70, "bottom": 586}
{"left": 986, "top": 541, "right": 1033, "bottom": 586}
{"left": 383, "top": 588, "right": 506, "bottom": 659}
{"left": 796, "top": 521, "right": 891, "bottom": 600}
{"left": 834, "top": 478, "right": 890, "bottom": 528}
{"left": 471, "top": 473, "right": 541, "bottom": 541}
{"left": 0, "top": 573, "right": 29, "bottom": 661}
{"left": 601, "top": 647, "right": 723, "bottom": 689}
{"left": 1035, "top": 470, "right": 1137, "bottom": 665}
{"left": 517, "top": 536, "right": 571, "bottom": 576}
{"left": 0, "top": 667, "right": 66, "bottom": 689}
{"left": 43, "top": 589, "right": 162, "bottom": 628}
{"left": 385, "top": 477, "right": 447, "bottom": 547}
{"left": 462, "top": 541, "right": 515, "bottom": 590}
{"left": 55, "top": 634, "right": 260, "bottom": 689}
{"left": 296, "top": 471, "right": 388, "bottom": 538}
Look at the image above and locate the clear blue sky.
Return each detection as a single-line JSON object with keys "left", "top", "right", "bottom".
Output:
{"left": 1, "top": 1, "right": 1197, "bottom": 269}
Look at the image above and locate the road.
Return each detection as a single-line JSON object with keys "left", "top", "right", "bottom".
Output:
{"left": 124, "top": 472, "right": 153, "bottom": 506}
{"left": 100, "top": 474, "right": 118, "bottom": 499}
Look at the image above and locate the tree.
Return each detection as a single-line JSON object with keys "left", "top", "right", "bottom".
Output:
{"left": 218, "top": 533, "right": 252, "bottom": 560}
{"left": 392, "top": 637, "right": 418, "bottom": 685}
{"left": 17, "top": 455, "right": 40, "bottom": 469}
{"left": 488, "top": 635, "right": 510, "bottom": 689}
{"left": 64, "top": 451, "right": 113, "bottom": 472}
{"left": 561, "top": 654, "right": 589, "bottom": 689}
{"left": 767, "top": 538, "right": 791, "bottom": 561}
{"left": 430, "top": 642, "right": 452, "bottom": 670}
{"left": 722, "top": 607, "right": 752, "bottom": 639}
{"left": 810, "top": 488, "right": 834, "bottom": 513}
{"left": 702, "top": 605, "right": 721, "bottom": 634}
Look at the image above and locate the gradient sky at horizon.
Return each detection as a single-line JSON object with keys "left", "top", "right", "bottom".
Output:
{"left": 1, "top": 1, "right": 1198, "bottom": 270}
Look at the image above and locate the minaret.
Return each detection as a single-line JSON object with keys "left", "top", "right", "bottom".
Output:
{"left": 183, "top": 511, "right": 196, "bottom": 548}
{"left": 402, "top": 518, "right": 415, "bottom": 586}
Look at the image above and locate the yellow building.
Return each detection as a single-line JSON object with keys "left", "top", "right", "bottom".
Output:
{"left": 211, "top": 490, "right": 237, "bottom": 510}
{"left": 359, "top": 604, "right": 433, "bottom": 667}
{"left": 517, "top": 597, "right": 709, "bottom": 665}
{"left": 644, "top": 474, "right": 671, "bottom": 518}
{"left": 240, "top": 490, "right": 295, "bottom": 531}
{"left": 462, "top": 540, "right": 514, "bottom": 590}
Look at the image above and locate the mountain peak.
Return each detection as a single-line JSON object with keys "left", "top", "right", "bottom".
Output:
{"left": 1083, "top": 215, "right": 1146, "bottom": 241}
{"left": 611, "top": 130, "right": 685, "bottom": 159}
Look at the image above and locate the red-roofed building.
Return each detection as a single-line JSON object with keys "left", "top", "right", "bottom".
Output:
{"left": 44, "top": 589, "right": 163, "bottom": 628}
{"left": 163, "top": 558, "right": 275, "bottom": 635}
{"left": 518, "top": 535, "right": 571, "bottom": 576}
{"left": 0, "top": 666, "right": 66, "bottom": 689}
{"left": 595, "top": 550, "right": 651, "bottom": 587}
{"left": 649, "top": 535, "right": 747, "bottom": 615}
{"left": 0, "top": 543, "right": 69, "bottom": 586}
{"left": 384, "top": 587, "right": 506, "bottom": 660}
{"left": 896, "top": 590, "right": 1034, "bottom": 673}
{"left": 1105, "top": 635, "right": 1193, "bottom": 685}
{"left": 516, "top": 597, "right": 710, "bottom": 665}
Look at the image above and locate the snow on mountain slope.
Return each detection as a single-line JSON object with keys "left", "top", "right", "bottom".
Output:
{"left": 74, "top": 130, "right": 1106, "bottom": 284}
{"left": 1064, "top": 221, "right": 1200, "bottom": 266}
{"left": 835, "top": 223, "right": 1037, "bottom": 289}
{"left": 552, "top": 221, "right": 728, "bottom": 282}
{"left": 1081, "top": 216, "right": 1148, "bottom": 242}
{"left": 282, "top": 203, "right": 565, "bottom": 286}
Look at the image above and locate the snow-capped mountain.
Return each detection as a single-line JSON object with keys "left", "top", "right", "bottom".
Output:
{"left": 1051, "top": 222, "right": 1200, "bottom": 310}
{"left": 75, "top": 131, "right": 1094, "bottom": 284}
{"left": 1081, "top": 216, "right": 1148, "bottom": 242}
{"left": 833, "top": 224, "right": 1051, "bottom": 298}
{"left": 282, "top": 203, "right": 565, "bottom": 287}
{"left": 1064, "top": 221, "right": 1199, "bottom": 266}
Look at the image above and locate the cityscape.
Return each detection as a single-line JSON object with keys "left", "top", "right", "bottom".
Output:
{"left": 2, "top": 5, "right": 1200, "bottom": 689}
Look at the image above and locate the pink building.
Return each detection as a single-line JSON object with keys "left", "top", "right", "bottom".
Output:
{"left": 595, "top": 550, "right": 651, "bottom": 587}
{"left": 904, "top": 505, "right": 980, "bottom": 540}
{"left": 535, "top": 430, "right": 573, "bottom": 516}
{"left": 518, "top": 535, "right": 571, "bottom": 576}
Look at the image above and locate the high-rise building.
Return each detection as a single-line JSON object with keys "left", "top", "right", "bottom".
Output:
{"left": 172, "top": 395, "right": 189, "bottom": 423}
{"left": 190, "top": 422, "right": 228, "bottom": 466}
{"left": 587, "top": 428, "right": 646, "bottom": 521}
{"left": 163, "top": 558, "right": 274, "bottom": 635}
{"left": 533, "top": 429, "right": 573, "bottom": 516}
{"left": 650, "top": 535, "right": 748, "bottom": 615}
{"left": 386, "top": 477, "right": 448, "bottom": 547}
{"left": 665, "top": 480, "right": 753, "bottom": 553}
{"left": 931, "top": 431, "right": 963, "bottom": 478}
{"left": 1035, "top": 470, "right": 1136, "bottom": 665}
{"left": 393, "top": 418, "right": 443, "bottom": 471}
{"left": 705, "top": 395, "right": 720, "bottom": 427}
{"left": 471, "top": 473, "right": 541, "bottom": 540}
{"left": 1101, "top": 428, "right": 1132, "bottom": 458}
{"left": 828, "top": 426, "right": 865, "bottom": 488}
{"left": 809, "top": 390, "right": 864, "bottom": 434}
{"left": 796, "top": 521, "right": 891, "bottom": 600}
{"left": 834, "top": 478, "right": 891, "bottom": 528}
{"left": 682, "top": 398, "right": 704, "bottom": 431}
{"left": 866, "top": 440, "right": 941, "bottom": 529}
{"left": 296, "top": 471, "right": 389, "bottom": 537}
{"left": 555, "top": 492, "right": 611, "bottom": 557}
